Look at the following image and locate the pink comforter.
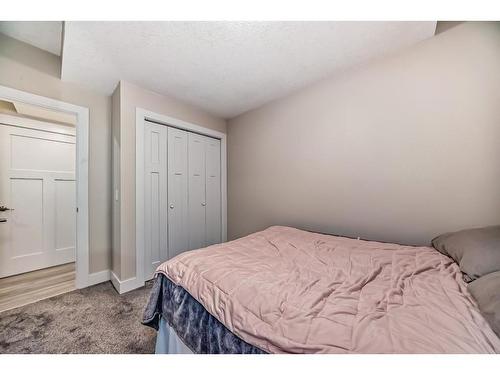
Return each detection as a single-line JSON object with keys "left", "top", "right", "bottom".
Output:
{"left": 156, "top": 226, "right": 500, "bottom": 353}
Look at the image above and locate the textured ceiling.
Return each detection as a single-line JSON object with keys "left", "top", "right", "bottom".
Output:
{"left": 61, "top": 22, "right": 436, "bottom": 118}
{"left": 4, "top": 21, "right": 436, "bottom": 118}
{"left": 0, "top": 21, "right": 62, "bottom": 55}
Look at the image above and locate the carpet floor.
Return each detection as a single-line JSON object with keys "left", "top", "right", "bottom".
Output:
{"left": 0, "top": 281, "right": 156, "bottom": 354}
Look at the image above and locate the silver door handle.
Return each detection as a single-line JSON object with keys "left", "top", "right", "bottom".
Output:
{"left": 0, "top": 218, "right": 7, "bottom": 223}
{"left": 170, "top": 204, "right": 174, "bottom": 209}
{"left": 201, "top": 203, "right": 206, "bottom": 206}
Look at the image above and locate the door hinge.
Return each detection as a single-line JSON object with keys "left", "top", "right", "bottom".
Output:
{"left": 76, "top": 207, "right": 79, "bottom": 213}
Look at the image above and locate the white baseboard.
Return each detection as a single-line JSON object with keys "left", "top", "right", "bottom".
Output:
{"left": 76, "top": 269, "right": 111, "bottom": 289}
{"left": 87, "top": 269, "right": 111, "bottom": 286}
{"left": 110, "top": 271, "right": 144, "bottom": 294}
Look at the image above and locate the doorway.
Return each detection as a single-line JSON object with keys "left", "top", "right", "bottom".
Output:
{"left": 0, "top": 85, "right": 90, "bottom": 311}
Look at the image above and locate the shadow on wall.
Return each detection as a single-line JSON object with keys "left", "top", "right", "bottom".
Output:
{"left": 435, "top": 21, "right": 465, "bottom": 35}
{"left": 0, "top": 33, "right": 61, "bottom": 79}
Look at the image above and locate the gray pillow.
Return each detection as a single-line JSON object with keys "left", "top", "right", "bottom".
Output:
{"left": 468, "top": 271, "right": 500, "bottom": 337}
{"left": 431, "top": 226, "right": 500, "bottom": 280}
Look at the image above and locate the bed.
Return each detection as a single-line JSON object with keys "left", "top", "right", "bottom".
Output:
{"left": 142, "top": 225, "right": 500, "bottom": 354}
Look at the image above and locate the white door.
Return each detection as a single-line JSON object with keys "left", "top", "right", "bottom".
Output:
{"left": 187, "top": 133, "right": 222, "bottom": 249}
{"left": 205, "top": 138, "right": 221, "bottom": 246}
{"left": 144, "top": 121, "right": 168, "bottom": 279}
{"left": 187, "top": 133, "right": 207, "bottom": 250}
{"left": 167, "top": 127, "right": 189, "bottom": 259}
{"left": 0, "top": 124, "right": 76, "bottom": 278}
{"left": 143, "top": 123, "right": 223, "bottom": 275}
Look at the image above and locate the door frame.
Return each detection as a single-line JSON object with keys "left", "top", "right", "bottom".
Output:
{"left": 135, "top": 108, "right": 227, "bottom": 287}
{"left": 0, "top": 85, "right": 90, "bottom": 289}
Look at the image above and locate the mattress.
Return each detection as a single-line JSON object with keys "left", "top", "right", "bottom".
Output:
{"left": 144, "top": 226, "right": 500, "bottom": 354}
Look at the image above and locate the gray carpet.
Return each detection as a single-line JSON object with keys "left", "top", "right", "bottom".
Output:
{"left": 0, "top": 281, "right": 156, "bottom": 354}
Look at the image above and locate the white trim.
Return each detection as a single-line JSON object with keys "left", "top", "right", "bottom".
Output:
{"left": 110, "top": 271, "right": 143, "bottom": 294}
{"left": 0, "top": 85, "right": 92, "bottom": 289}
{"left": 0, "top": 113, "right": 76, "bottom": 136}
{"left": 87, "top": 269, "right": 111, "bottom": 285}
{"left": 135, "top": 109, "right": 146, "bottom": 292}
{"left": 142, "top": 110, "right": 226, "bottom": 140}
{"left": 220, "top": 139, "right": 227, "bottom": 242}
{"left": 110, "top": 272, "right": 120, "bottom": 293}
{"left": 135, "top": 108, "right": 227, "bottom": 289}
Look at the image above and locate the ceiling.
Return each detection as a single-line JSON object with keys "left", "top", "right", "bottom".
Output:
{"left": 1, "top": 21, "right": 437, "bottom": 118}
{"left": 0, "top": 21, "right": 62, "bottom": 56}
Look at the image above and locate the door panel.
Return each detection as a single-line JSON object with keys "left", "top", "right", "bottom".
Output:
{"left": 0, "top": 124, "right": 76, "bottom": 278}
{"left": 144, "top": 121, "right": 168, "bottom": 279}
{"left": 150, "top": 172, "right": 161, "bottom": 263}
{"left": 54, "top": 179, "right": 76, "bottom": 253}
{"left": 205, "top": 138, "right": 221, "bottom": 246}
{"left": 167, "top": 127, "right": 188, "bottom": 259}
{"left": 187, "top": 133, "right": 207, "bottom": 250}
{"left": 10, "top": 178, "right": 44, "bottom": 257}
{"left": 11, "top": 134, "right": 75, "bottom": 172}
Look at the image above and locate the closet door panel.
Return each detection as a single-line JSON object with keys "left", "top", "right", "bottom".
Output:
{"left": 205, "top": 138, "right": 221, "bottom": 246}
{"left": 167, "top": 127, "right": 188, "bottom": 259}
{"left": 187, "top": 133, "right": 206, "bottom": 250}
{"left": 144, "top": 121, "right": 168, "bottom": 280}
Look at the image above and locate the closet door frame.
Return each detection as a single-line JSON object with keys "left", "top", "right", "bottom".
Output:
{"left": 135, "top": 108, "right": 227, "bottom": 288}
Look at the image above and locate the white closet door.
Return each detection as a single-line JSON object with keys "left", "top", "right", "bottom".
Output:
{"left": 144, "top": 121, "right": 168, "bottom": 279}
{"left": 205, "top": 138, "right": 221, "bottom": 246}
{"left": 167, "top": 127, "right": 188, "bottom": 259}
{"left": 187, "top": 133, "right": 207, "bottom": 250}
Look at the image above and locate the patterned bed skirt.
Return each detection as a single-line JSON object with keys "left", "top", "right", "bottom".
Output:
{"left": 142, "top": 274, "right": 266, "bottom": 354}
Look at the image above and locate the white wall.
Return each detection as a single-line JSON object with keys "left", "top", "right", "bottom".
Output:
{"left": 0, "top": 33, "right": 112, "bottom": 273}
{"left": 227, "top": 22, "right": 500, "bottom": 245}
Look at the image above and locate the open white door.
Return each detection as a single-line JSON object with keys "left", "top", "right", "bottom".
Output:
{"left": 0, "top": 123, "right": 76, "bottom": 278}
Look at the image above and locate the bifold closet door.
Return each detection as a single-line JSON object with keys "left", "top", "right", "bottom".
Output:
{"left": 144, "top": 121, "right": 168, "bottom": 280}
{"left": 144, "top": 122, "right": 222, "bottom": 279}
{"left": 187, "top": 133, "right": 222, "bottom": 250}
{"left": 187, "top": 133, "right": 207, "bottom": 250}
{"left": 167, "top": 127, "right": 188, "bottom": 259}
{"left": 205, "top": 137, "right": 221, "bottom": 246}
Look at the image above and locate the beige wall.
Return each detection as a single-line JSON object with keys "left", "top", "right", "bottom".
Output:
{"left": 0, "top": 33, "right": 112, "bottom": 272}
{"left": 227, "top": 22, "right": 500, "bottom": 246}
{"left": 114, "top": 80, "right": 226, "bottom": 279}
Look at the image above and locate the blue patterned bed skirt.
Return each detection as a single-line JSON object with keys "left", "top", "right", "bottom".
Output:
{"left": 142, "top": 274, "right": 266, "bottom": 354}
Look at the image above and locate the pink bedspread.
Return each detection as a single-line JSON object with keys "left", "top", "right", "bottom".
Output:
{"left": 156, "top": 226, "right": 500, "bottom": 353}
